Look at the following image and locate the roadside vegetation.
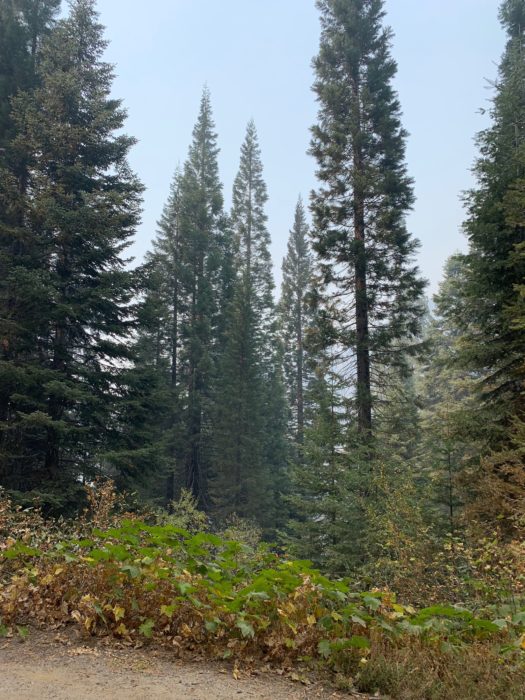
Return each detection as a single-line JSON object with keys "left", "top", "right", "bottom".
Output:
{"left": 1, "top": 484, "right": 524, "bottom": 699}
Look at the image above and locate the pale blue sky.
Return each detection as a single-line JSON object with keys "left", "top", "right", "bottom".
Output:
{"left": 95, "top": 0, "right": 505, "bottom": 295}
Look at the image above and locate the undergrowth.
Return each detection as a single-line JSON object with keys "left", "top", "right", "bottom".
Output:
{"left": 1, "top": 488, "right": 524, "bottom": 699}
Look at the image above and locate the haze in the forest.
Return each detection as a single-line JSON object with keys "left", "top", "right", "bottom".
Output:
{"left": 0, "top": 2, "right": 524, "bottom": 698}
{"left": 95, "top": 0, "right": 505, "bottom": 294}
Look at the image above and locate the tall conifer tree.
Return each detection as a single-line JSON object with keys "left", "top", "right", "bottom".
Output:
{"left": 146, "top": 169, "right": 185, "bottom": 503}
{"left": 310, "top": 0, "right": 425, "bottom": 438}
{"left": 0, "top": 0, "right": 143, "bottom": 508}
{"left": 0, "top": 0, "right": 61, "bottom": 496}
{"left": 445, "top": 0, "right": 525, "bottom": 443}
{"left": 210, "top": 121, "right": 287, "bottom": 530}
{"left": 127, "top": 92, "right": 227, "bottom": 508}
{"left": 111, "top": 172, "right": 185, "bottom": 501}
{"left": 173, "top": 89, "right": 224, "bottom": 504}
{"left": 279, "top": 198, "right": 313, "bottom": 447}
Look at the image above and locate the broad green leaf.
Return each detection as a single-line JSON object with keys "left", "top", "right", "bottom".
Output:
{"left": 236, "top": 618, "right": 255, "bottom": 638}
{"left": 317, "top": 639, "right": 331, "bottom": 658}
{"left": 139, "top": 619, "right": 155, "bottom": 638}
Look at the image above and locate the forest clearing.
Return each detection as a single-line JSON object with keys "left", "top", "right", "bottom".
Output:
{"left": 1, "top": 0, "right": 524, "bottom": 698}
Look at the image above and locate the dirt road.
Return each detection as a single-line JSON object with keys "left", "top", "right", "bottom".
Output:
{"left": 0, "top": 630, "right": 361, "bottom": 700}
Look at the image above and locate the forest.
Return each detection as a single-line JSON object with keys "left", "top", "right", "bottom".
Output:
{"left": 0, "top": 1, "right": 525, "bottom": 698}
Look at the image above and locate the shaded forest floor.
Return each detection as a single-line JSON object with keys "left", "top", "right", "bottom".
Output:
{"left": 0, "top": 628, "right": 365, "bottom": 700}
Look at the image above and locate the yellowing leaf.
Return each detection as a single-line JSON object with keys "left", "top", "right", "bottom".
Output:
{"left": 84, "top": 617, "right": 94, "bottom": 632}
{"left": 307, "top": 614, "right": 316, "bottom": 625}
{"left": 113, "top": 605, "right": 125, "bottom": 621}
{"left": 160, "top": 604, "right": 175, "bottom": 618}
{"left": 115, "top": 623, "right": 128, "bottom": 636}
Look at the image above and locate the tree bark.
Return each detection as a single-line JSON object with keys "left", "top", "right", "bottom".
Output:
{"left": 352, "top": 77, "right": 372, "bottom": 437}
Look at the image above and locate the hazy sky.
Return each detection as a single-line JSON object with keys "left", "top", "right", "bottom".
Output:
{"left": 95, "top": 0, "right": 505, "bottom": 295}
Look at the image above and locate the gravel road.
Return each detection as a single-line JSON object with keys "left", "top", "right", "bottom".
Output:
{"left": 0, "top": 630, "right": 364, "bottom": 700}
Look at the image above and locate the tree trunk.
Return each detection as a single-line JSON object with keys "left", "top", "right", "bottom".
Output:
{"left": 296, "top": 299, "right": 304, "bottom": 445}
{"left": 352, "top": 76, "right": 372, "bottom": 437}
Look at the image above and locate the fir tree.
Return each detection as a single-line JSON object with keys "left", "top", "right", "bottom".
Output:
{"left": 279, "top": 197, "right": 313, "bottom": 448}
{"left": 210, "top": 121, "right": 287, "bottom": 531}
{"left": 0, "top": 0, "right": 61, "bottom": 498}
{"left": 0, "top": 0, "right": 60, "bottom": 146}
{"left": 143, "top": 169, "right": 186, "bottom": 504}
{"left": 0, "top": 0, "right": 143, "bottom": 509}
{"left": 444, "top": 0, "right": 525, "bottom": 446}
{"left": 287, "top": 355, "right": 363, "bottom": 573}
{"left": 127, "top": 92, "right": 226, "bottom": 509}
{"left": 174, "top": 89, "right": 224, "bottom": 504}
{"left": 310, "top": 0, "right": 425, "bottom": 437}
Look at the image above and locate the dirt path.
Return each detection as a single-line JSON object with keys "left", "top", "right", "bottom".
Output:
{"left": 0, "top": 630, "right": 365, "bottom": 700}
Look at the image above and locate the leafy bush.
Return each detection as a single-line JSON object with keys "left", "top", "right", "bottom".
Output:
{"left": 1, "top": 492, "right": 525, "bottom": 698}
{"left": 216, "top": 514, "right": 262, "bottom": 549}
{"left": 1, "top": 517, "right": 524, "bottom": 663}
{"left": 152, "top": 489, "right": 210, "bottom": 533}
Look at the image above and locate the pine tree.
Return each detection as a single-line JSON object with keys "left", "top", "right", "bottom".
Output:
{"left": 0, "top": 0, "right": 143, "bottom": 510}
{"left": 231, "top": 120, "right": 274, "bottom": 321}
{"left": 279, "top": 197, "right": 313, "bottom": 448}
{"left": 310, "top": 0, "right": 425, "bottom": 438}
{"left": 444, "top": 0, "right": 525, "bottom": 446}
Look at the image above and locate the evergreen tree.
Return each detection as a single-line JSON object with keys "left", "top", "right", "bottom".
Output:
{"left": 0, "top": 0, "right": 143, "bottom": 509}
{"left": 137, "top": 89, "right": 225, "bottom": 505}
{"left": 172, "top": 89, "right": 224, "bottom": 504}
{"left": 108, "top": 262, "right": 173, "bottom": 501}
{"left": 0, "top": 0, "right": 61, "bottom": 499}
{"left": 0, "top": 0, "right": 60, "bottom": 146}
{"left": 417, "top": 257, "right": 485, "bottom": 533}
{"left": 231, "top": 120, "right": 274, "bottom": 321}
{"left": 126, "top": 92, "right": 227, "bottom": 509}
{"left": 261, "top": 335, "right": 290, "bottom": 535}
{"left": 142, "top": 169, "right": 186, "bottom": 504}
{"left": 443, "top": 0, "right": 525, "bottom": 446}
{"left": 287, "top": 355, "right": 363, "bottom": 573}
{"left": 279, "top": 197, "right": 313, "bottom": 448}
{"left": 210, "top": 121, "right": 287, "bottom": 531}
{"left": 310, "top": 0, "right": 425, "bottom": 437}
